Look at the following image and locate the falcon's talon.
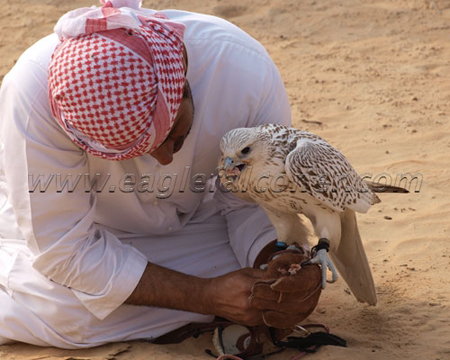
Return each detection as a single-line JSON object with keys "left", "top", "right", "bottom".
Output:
{"left": 310, "top": 248, "right": 339, "bottom": 289}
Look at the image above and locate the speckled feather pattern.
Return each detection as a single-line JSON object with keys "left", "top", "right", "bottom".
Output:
{"left": 219, "top": 124, "right": 380, "bottom": 216}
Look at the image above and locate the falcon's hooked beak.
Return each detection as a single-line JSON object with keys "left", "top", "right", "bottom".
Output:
{"left": 224, "top": 157, "right": 247, "bottom": 177}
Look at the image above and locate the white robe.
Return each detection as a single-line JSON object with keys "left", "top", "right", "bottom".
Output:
{"left": 0, "top": 10, "right": 291, "bottom": 348}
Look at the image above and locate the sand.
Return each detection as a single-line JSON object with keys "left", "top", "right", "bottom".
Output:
{"left": 1, "top": 0, "right": 450, "bottom": 359}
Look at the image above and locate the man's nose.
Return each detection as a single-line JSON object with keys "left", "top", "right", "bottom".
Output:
{"left": 151, "top": 140, "right": 174, "bottom": 165}
{"left": 158, "top": 152, "right": 173, "bottom": 165}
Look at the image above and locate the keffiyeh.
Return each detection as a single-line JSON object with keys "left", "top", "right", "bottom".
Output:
{"left": 48, "top": 0, "right": 186, "bottom": 160}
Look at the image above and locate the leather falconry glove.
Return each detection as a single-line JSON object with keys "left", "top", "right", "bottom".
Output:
{"left": 249, "top": 241, "right": 322, "bottom": 329}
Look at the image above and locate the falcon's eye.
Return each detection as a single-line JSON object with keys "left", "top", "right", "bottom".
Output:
{"left": 241, "top": 146, "right": 251, "bottom": 155}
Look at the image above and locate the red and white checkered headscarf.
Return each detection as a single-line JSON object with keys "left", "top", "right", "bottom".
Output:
{"left": 48, "top": 0, "right": 186, "bottom": 160}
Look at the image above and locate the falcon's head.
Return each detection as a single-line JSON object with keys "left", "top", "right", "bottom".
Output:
{"left": 219, "top": 127, "right": 270, "bottom": 179}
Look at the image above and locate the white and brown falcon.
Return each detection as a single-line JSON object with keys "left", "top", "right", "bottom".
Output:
{"left": 219, "top": 124, "right": 381, "bottom": 305}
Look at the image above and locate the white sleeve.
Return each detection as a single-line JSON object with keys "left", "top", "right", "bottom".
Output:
{"left": 217, "top": 55, "right": 291, "bottom": 267}
{"left": 0, "top": 46, "right": 148, "bottom": 320}
{"left": 214, "top": 184, "right": 276, "bottom": 267}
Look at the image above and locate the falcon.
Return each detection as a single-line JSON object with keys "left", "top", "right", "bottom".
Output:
{"left": 219, "top": 124, "right": 384, "bottom": 305}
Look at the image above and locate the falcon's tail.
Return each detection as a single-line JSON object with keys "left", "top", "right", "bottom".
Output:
{"left": 365, "top": 180, "right": 409, "bottom": 194}
{"left": 330, "top": 209, "right": 377, "bottom": 305}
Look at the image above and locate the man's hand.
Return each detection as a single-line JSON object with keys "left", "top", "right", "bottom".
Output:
{"left": 126, "top": 262, "right": 266, "bottom": 326}
{"left": 206, "top": 268, "right": 265, "bottom": 326}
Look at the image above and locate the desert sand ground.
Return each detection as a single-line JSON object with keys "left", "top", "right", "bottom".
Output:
{"left": 1, "top": 0, "right": 450, "bottom": 359}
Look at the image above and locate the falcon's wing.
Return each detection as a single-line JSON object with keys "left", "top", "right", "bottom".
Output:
{"left": 285, "top": 138, "right": 380, "bottom": 213}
